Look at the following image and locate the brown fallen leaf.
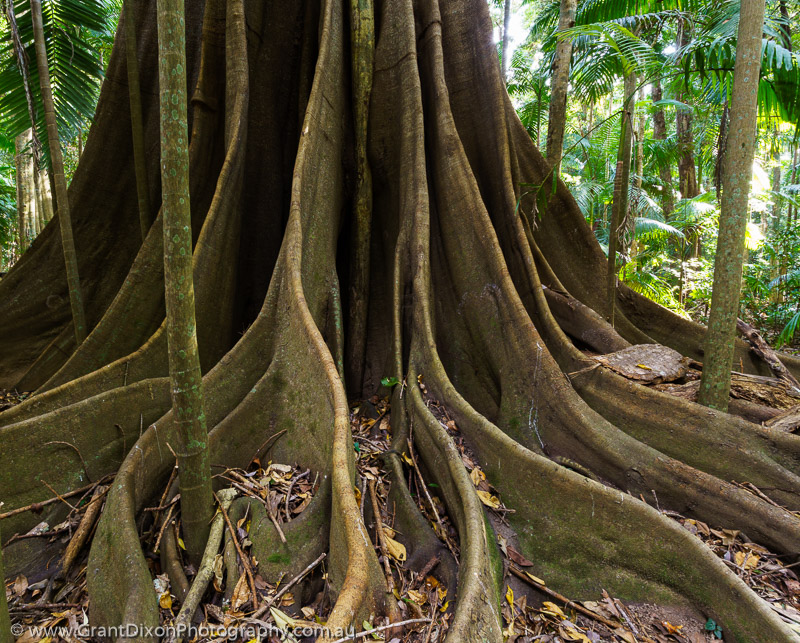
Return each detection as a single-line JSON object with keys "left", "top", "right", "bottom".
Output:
{"left": 231, "top": 572, "right": 251, "bottom": 611}
{"left": 507, "top": 545, "right": 533, "bottom": 567}
{"left": 13, "top": 574, "right": 28, "bottom": 596}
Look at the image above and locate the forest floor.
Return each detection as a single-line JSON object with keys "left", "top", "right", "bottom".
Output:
{"left": 2, "top": 388, "right": 800, "bottom": 643}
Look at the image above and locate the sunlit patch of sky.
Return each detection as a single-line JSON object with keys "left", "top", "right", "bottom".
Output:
{"left": 492, "top": 5, "right": 532, "bottom": 59}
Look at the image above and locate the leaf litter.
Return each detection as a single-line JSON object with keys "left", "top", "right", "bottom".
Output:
{"left": 3, "top": 379, "right": 800, "bottom": 641}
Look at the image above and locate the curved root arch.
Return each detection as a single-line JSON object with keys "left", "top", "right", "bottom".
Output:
{"left": 0, "top": 0, "right": 799, "bottom": 641}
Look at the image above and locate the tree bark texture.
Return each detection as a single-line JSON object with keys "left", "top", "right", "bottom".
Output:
{"left": 545, "top": 0, "right": 577, "bottom": 167}
{"left": 501, "top": 0, "right": 511, "bottom": 81}
{"left": 676, "top": 22, "right": 699, "bottom": 200}
{"left": 651, "top": 78, "right": 674, "bottom": 217}
{"left": 698, "top": 0, "right": 768, "bottom": 411}
{"left": 606, "top": 71, "right": 635, "bottom": 324}
{"left": 156, "top": 0, "right": 213, "bottom": 565}
{"left": 14, "top": 131, "right": 35, "bottom": 252}
{"left": 30, "top": 0, "right": 87, "bottom": 345}
{"left": 0, "top": 1, "right": 799, "bottom": 642}
{"left": 125, "top": 0, "right": 154, "bottom": 240}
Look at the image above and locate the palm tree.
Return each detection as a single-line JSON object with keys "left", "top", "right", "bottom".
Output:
{"left": 31, "top": 0, "right": 87, "bottom": 343}
{"left": 0, "top": 0, "right": 109, "bottom": 168}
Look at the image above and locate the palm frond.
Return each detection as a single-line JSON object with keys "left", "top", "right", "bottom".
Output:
{"left": 0, "top": 0, "right": 110, "bottom": 169}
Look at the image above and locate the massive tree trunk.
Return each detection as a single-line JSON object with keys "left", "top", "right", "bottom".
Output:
{"left": 1, "top": 0, "right": 800, "bottom": 641}
{"left": 698, "top": 0, "right": 768, "bottom": 411}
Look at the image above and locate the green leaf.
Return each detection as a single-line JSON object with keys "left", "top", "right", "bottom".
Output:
{"left": 380, "top": 376, "right": 399, "bottom": 388}
{"left": 705, "top": 619, "right": 717, "bottom": 632}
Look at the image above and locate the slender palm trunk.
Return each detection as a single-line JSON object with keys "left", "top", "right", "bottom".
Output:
{"left": 606, "top": 71, "right": 636, "bottom": 325}
{"left": 780, "top": 0, "right": 792, "bottom": 51}
{"left": 636, "top": 85, "right": 644, "bottom": 191}
{"left": 651, "top": 78, "right": 674, "bottom": 217}
{"left": 545, "top": 0, "right": 577, "bottom": 167}
{"left": 501, "top": 0, "right": 512, "bottom": 81}
{"left": 676, "top": 21, "right": 699, "bottom": 199}
{"left": 698, "top": 0, "right": 767, "bottom": 410}
{"left": 156, "top": 0, "right": 213, "bottom": 565}
{"left": 772, "top": 136, "right": 782, "bottom": 225}
{"left": 124, "top": 0, "right": 152, "bottom": 240}
{"left": 31, "top": 0, "right": 87, "bottom": 344}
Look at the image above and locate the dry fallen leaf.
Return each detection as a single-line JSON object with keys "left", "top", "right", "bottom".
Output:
{"left": 560, "top": 624, "right": 591, "bottom": 642}
{"left": 231, "top": 573, "right": 251, "bottom": 612}
{"left": 158, "top": 590, "right": 173, "bottom": 610}
{"left": 213, "top": 554, "right": 224, "bottom": 592}
{"left": 541, "top": 601, "right": 567, "bottom": 620}
{"left": 525, "top": 571, "right": 546, "bottom": 586}
{"left": 735, "top": 551, "right": 760, "bottom": 571}
{"left": 407, "top": 589, "right": 427, "bottom": 605}
{"left": 384, "top": 535, "right": 407, "bottom": 562}
{"left": 507, "top": 545, "right": 533, "bottom": 567}
{"left": 470, "top": 467, "right": 485, "bottom": 487}
{"left": 270, "top": 606, "right": 298, "bottom": 629}
{"left": 476, "top": 489, "right": 501, "bottom": 509}
{"left": 13, "top": 575, "right": 28, "bottom": 596}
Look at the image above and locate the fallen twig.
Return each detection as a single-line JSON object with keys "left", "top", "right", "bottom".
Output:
{"left": 407, "top": 436, "right": 459, "bottom": 563}
{"left": 0, "top": 476, "right": 113, "bottom": 520}
{"left": 171, "top": 489, "right": 237, "bottom": 643}
{"left": 61, "top": 484, "right": 107, "bottom": 575}
{"left": 368, "top": 478, "right": 395, "bottom": 592}
{"left": 330, "top": 618, "right": 431, "bottom": 643}
{"left": 215, "top": 491, "right": 258, "bottom": 610}
{"left": 508, "top": 565, "right": 619, "bottom": 630}
{"left": 250, "top": 552, "right": 326, "bottom": 620}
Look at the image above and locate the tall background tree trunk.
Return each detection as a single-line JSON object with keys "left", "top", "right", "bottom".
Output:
{"left": 698, "top": 0, "right": 767, "bottom": 410}
{"left": 677, "top": 21, "right": 699, "bottom": 199}
{"left": 124, "top": 0, "right": 152, "bottom": 240}
{"left": 31, "top": 0, "right": 87, "bottom": 344}
{"left": 14, "top": 131, "right": 34, "bottom": 252}
{"left": 156, "top": 0, "right": 213, "bottom": 565}
{"left": 606, "top": 71, "right": 636, "bottom": 325}
{"left": 651, "top": 78, "right": 674, "bottom": 217}
{"left": 346, "top": 0, "right": 375, "bottom": 392}
{"left": 545, "top": 0, "right": 577, "bottom": 167}
{"left": 772, "top": 135, "right": 782, "bottom": 224}
{"left": 501, "top": 0, "right": 512, "bottom": 81}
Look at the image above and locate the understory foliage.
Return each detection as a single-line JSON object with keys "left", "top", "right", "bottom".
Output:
{"left": 1, "top": 1, "right": 800, "bottom": 643}
{"left": 505, "top": 0, "right": 800, "bottom": 349}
